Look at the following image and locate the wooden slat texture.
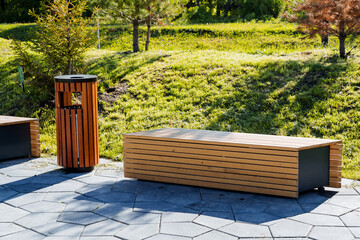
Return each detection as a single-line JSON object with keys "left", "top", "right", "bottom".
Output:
{"left": 71, "top": 109, "right": 78, "bottom": 168}
{"left": 327, "top": 143, "right": 342, "bottom": 188}
{"left": 124, "top": 152, "right": 299, "bottom": 175}
{"left": 87, "top": 83, "right": 95, "bottom": 166}
{"left": 124, "top": 143, "right": 298, "bottom": 164}
{"left": 93, "top": 82, "right": 99, "bottom": 164}
{"left": 124, "top": 128, "right": 341, "bottom": 151}
{"left": 59, "top": 82, "right": 64, "bottom": 92}
{"left": 76, "top": 82, "right": 82, "bottom": 92}
{"left": 61, "top": 109, "right": 67, "bottom": 166}
{"left": 64, "top": 82, "right": 70, "bottom": 92}
{"left": 65, "top": 110, "right": 72, "bottom": 168}
{"left": 124, "top": 148, "right": 298, "bottom": 169}
{"left": 29, "top": 120, "right": 40, "bottom": 157}
{"left": 124, "top": 138, "right": 299, "bottom": 157}
{"left": 125, "top": 158, "right": 297, "bottom": 181}
{"left": 126, "top": 166, "right": 297, "bottom": 191}
{"left": 70, "top": 83, "right": 76, "bottom": 92}
{"left": 124, "top": 172, "right": 298, "bottom": 198}
{"left": 82, "top": 82, "right": 90, "bottom": 167}
{"left": 77, "top": 109, "right": 84, "bottom": 168}
{"left": 125, "top": 161, "right": 297, "bottom": 186}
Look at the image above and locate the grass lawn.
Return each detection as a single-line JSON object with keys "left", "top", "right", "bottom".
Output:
{"left": 0, "top": 22, "right": 359, "bottom": 180}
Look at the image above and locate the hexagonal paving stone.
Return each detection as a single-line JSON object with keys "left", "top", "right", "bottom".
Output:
{"left": 20, "top": 200, "right": 66, "bottom": 213}
{"left": 193, "top": 230, "right": 237, "bottom": 240}
{"left": 328, "top": 196, "right": 360, "bottom": 210}
{"left": 340, "top": 211, "right": 360, "bottom": 227}
{"left": 218, "top": 222, "right": 272, "bottom": 238}
{"left": 146, "top": 234, "right": 191, "bottom": 240}
{"left": 300, "top": 203, "right": 351, "bottom": 216}
{"left": 186, "top": 201, "right": 232, "bottom": 212}
{"left": 0, "top": 188, "right": 18, "bottom": 202}
{"left": 251, "top": 195, "right": 298, "bottom": 204}
{"left": 161, "top": 211, "right": 199, "bottom": 223}
{"left": 165, "top": 192, "right": 201, "bottom": 206}
{"left": 160, "top": 222, "right": 210, "bottom": 238}
{"left": 0, "top": 203, "right": 29, "bottom": 222}
{"left": 134, "top": 201, "right": 179, "bottom": 213}
{"left": 58, "top": 212, "right": 106, "bottom": 225}
{"left": 82, "top": 219, "right": 127, "bottom": 236}
{"left": 0, "top": 223, "right": 26, "bottom": 237}
{"left": 30, "top": 176, "right": 68, "bottom": 185}
{"left": 63, "top": 199, "right": 104, "bottom": 212}
{"left": 297, "top": 191, "right": 330, "bottom": 204}
{"left": 0, "top": 230, "right": 45, "bottom": 240}
{"left": 264, "top": 203, "right": 304, "bottom": 218}
{"left": 193, "top": 211, "right": 234, "bottom": 229}
{"left": 76, "top": 176, "right": 116, "bottom": 185}
{"left": 5, "top": 192, "right": 46, "bottom": 207}
{"left": 112, "top": 211, "right": 160, "bottom": 224}
{"left": 92, "top": 191, "right": 136, "bottom": 203}
{"left": 231, "top": 200, "right": 269, "bottom": 213}
{"left": 0, "top": 175, "right": 32, "bottom": 185}
{"left": 33, "top": 222, "right": 84, "bottom": 237}
{"left": 290, "top": 213, "right": 344, "bottom": 226}
{"left": 43, "top": 192, "right": 82, "bottom": 203}
{"left": 8, "top": 183, "right": 52, "bottom": 193}
{"left": 309, "top": 226, "right": 354, "bottom": 240}
{"left": 94, "top": 203, "right": 133, "bottom": 218}
{"left": 49, "top": 180, "right": 87, "bottom": 192}
{"left": 201, "top": 192, "right": 254, "bottom": 203}
{"left": 76, "top": 184, "right": 113, "bottom": 197}
{"left": 136, "top": 189, "right": 173, "bottom": 202}
{"left": 4, "top": 169, "right": 40, "bottom": 177}
{"left": 269, "top": 219, "right": 312, "bottom": 238}
{"left": 234, "top": 212, "right": 280, "bottom": 225}
{"left": 115, "top": 224, "right": 159, "bottom": 240}
{"left": 349, "top": 227, "right": 360, "bottom": 238}
{"left": 15, "top": 212, "right": 59, "bottom": 228}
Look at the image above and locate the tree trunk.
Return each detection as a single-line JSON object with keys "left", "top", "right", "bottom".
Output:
{"left": 339, "top": 36, "right": 346, "bottom": 59}
{"left": 321, "top": 33, "right": 328, "bottom": 47}
{"left": 196, "top": 0, "right": 200, "bottom": 7}
{"left": 224, "top": 0, "right": 231, "bottom": 17}
{"left": 145, "top": 15, "right": 151, "bottom": 51}
{"left": 133, "top": 18, "right": 140, "bottom": 52}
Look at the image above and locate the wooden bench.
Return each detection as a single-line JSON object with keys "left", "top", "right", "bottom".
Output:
{"left": 0, "top": 116, "right": 40, "bottom": 160}
{"left": 123, "top": 128, "right": 342, "bottom": 198}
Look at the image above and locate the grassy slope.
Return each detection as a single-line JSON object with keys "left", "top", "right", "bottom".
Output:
{"left": 0, "top": 22, "right": 359, "bottom": 180}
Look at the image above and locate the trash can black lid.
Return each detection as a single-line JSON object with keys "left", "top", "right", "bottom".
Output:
{"left": 55, "top": 75, "right": 97, "bottom": 83}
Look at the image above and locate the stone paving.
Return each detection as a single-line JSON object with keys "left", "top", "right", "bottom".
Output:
{"left": 0, "top": 157, "right": 360, "bottom": 240}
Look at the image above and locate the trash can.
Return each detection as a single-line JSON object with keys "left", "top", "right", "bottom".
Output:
{"left": 54, "top": 75, "right": 99, "bottom": 172}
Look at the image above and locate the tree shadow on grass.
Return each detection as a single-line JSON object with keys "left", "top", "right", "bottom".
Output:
{"left": 0, "top": 24, "right": 36, "bottom": 41}
{"left": 205, "top": 58, "right": 349, "bottom": 138}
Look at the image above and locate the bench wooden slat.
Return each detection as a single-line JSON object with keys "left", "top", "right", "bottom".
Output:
{"left": 124, "top": 143, "right": 299, "bottom": 163}
{"left": 125, "top": 161, "right": 298, "bottom": 186}
{"left": 125, "top": 158, "right": 298, "bottom": 181}
{"left": 124, "top": 148, "right": 298, "bottom": 168}
{"left": 124, "top": 153, "right": 299, "bottom": 175}
{"left": 124, "top": 138, "right": 299, "bottom": 157}
{"left": 125, "top": 172, "right": 298, "bottom": 198}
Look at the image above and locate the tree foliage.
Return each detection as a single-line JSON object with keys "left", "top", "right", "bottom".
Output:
{"left": 12, "top": 0, "right": 98, "bottom": 89}
{"left": 290, "top": 0, "right": 360, "bottom": 59}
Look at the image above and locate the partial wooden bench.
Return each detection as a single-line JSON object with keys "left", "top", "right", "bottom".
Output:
{"left": 0, "top": 116, "right": 40, "bottom": 160}
{"left": 123, "top": 128, "right": 342, "bottom": 198}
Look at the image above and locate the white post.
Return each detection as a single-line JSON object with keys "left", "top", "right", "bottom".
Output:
{"left": 97, "top": 12, "right": 100, "bottom": 50}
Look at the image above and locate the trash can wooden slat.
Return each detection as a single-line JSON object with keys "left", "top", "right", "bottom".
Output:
{"left": 55, "top": 75, "right": 99, "bottom": 172}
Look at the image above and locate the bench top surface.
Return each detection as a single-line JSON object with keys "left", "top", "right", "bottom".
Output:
{"left": 0, "top": 116, "right": 38, "bottom": 127}
{"left": 124, "top": 128, "right": 341, "bottom": 150}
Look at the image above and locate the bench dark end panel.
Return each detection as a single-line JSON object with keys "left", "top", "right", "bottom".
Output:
{"left": 0, "top": 123, "right": 31, "bottom": 161}
{"left": 299, "top": 146, "right": 330, "bottom": 192}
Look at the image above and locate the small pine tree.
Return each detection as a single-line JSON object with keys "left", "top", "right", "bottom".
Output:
{"left": 12, "top": 0, "right": 98, "bottom": 89}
